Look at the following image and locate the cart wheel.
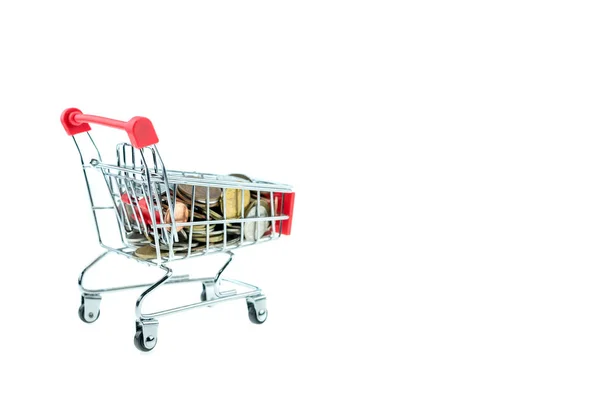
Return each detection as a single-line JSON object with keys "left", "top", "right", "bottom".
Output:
{"left": 247, "top": 303, "right": 268, "bottom": 324}
{"left": 78, "top": 303, "right": 100, "bottom": 323}
{"left": 134, "top": 330, "right": 157, "bottom": 352}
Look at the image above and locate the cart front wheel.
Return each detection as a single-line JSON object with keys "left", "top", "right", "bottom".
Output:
{"left": 134, "top": 330, "right": 156, "bottom": 352}
{"left": 247, "top": 302, "right": 268, "bottom": 324}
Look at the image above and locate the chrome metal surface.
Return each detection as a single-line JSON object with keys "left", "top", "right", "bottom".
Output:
{"left": 137, "top": 319, "right": 159, "bottom": 350}
{"left": 144, "top": 289, "right": 262, "bottom": 319}
{"left": 81, "top": 295, "right": 102, "bottom": 322}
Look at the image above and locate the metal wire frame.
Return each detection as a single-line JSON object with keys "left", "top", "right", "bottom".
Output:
{"left": 72, "top": 131, "right": 290, "bottom": 336}
{"left": 73, "top": 136, "right": 292, "bottom": 264}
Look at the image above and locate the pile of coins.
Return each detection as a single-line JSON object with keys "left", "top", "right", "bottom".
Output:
{"left": 126, "top": 176, "right": 274, "bottom": 259}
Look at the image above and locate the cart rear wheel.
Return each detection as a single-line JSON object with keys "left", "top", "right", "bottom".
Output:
{"left": 247, "top": 303, "right": 268, "bottom": 324}
{"left": 78, "top": 304, "right": 100, "bottom": 323}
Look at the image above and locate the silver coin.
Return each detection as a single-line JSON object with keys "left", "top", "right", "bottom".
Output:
{"left": 126, "top": 232, "right": 148, "bottom": 244}
{"left": 178, "top": 185, "right": 221, "bottom": 205}
{"left": 217, "top": 237, "right": 241, "bottom": 247}
{"left": 244, "top": 200, "right": 270, "bottom": 241}
{"left": 225, "top": 226, "right": 242, "bottom": 234}
{"left": 229, "top": 173, "right": 253, "bottom": 182}
{"left": 192, "top": 233, "right": 225, "bottom": 243}
{"left": 150, "top": 240, "right": 198, "bottom": 251}
{"left": 188, "top": 224, "right": 216, "bottom": 234}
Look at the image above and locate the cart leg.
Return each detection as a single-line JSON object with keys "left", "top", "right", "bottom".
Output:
{"left": 78, "top": 252, "right": 108, "bottom": 323}
{"left": 201, "top": 251, "right": 237, "bottom": 303}
{"left": 133, "top": 264, "right": 172, "bottom": 351}
{"left": 78, "top": 251, "right": 109, "bottom": 293}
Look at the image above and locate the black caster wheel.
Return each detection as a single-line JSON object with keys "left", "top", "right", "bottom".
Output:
{"left": 247, "top": 303, "right": 268, "bottom": 324}
{"left": 134, "top": 329, "right": 157, "bottom": 352}
{"left": 78, "top": 303, "right": 100, "bottom": 323}
{"left": 134, "top": 331, "right": 153, "bottom": 352}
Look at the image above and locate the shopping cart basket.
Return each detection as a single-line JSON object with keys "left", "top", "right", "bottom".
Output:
{"left": 61, "top": 108, "right": 295, "bottom": 351}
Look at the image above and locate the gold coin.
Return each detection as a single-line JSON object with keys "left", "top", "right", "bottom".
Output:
{"left": 135, "top": 245, "right": 166, "bottom": 260}
{"left": 187, "top": 224, "right": 216, "bottom": 234}
{"left": 190, "top": 208, "right": 224, "bottom": 221}
{"left": 190, "top": 230, "right": 220, "bottom": 237}
{"left": 203, "top": 237, "right": 241, "bottom": 248}
{"left": 192, "top": 234, "right": 225, "bottom": 243}
{"left": 222, "top": 188, "right": 251, "bottom": 219}
{"left": 187, "top": 224, "right": 241, "bottom": 236}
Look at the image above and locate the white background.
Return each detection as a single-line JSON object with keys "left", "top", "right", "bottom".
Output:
{"left": 1, "top": 1, "right": 600, "bottom": 399}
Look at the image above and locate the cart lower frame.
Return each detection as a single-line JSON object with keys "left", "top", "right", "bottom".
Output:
{"left": 78, "top": 248, "right": 268, "bottom": 351}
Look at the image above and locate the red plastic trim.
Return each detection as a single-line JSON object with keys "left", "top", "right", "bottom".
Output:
{"left": 61, "top": 108, "right": 159, "bottom": 149}
{"left": 61, "top": 108, "right": 91, "bottom": 135}
{"left": 121, "top": 193, "right": 160, "bottom": 225}
{"left": 274, "top": 192, "right": 295, "bottom": 235}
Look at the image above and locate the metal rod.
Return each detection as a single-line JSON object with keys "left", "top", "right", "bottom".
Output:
{"left": 241, "top": 187, "right": 245, "bottom": 245}
{"left": 270, "top": 191, "right": 275, "bottom": 238}
{"left": 256, "top": 190, "right": 260, "bottom": 241}
{"left": 223, "top": 188, "right": 228, "bottom": 248}
{"left": 80, "top": 274, "right": 210, "bottom": 295}
{"left": 154, "top": 215, "right": 288, "bottom": 228}
{"left": 187, "top": 185, "right": 196, "bottom": 258}
{"left": 214, "top": 251, "right": 234, "bottom": 283}
{"left": 206, "top": 184, "right": 210, "bottom": 251}
{"left": 142, "top": 290, "right": 261, "bottom": 319}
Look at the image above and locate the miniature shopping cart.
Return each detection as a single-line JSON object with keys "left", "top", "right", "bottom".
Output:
{"left": 61, "top": 108, "right": 295, "bottom": 351}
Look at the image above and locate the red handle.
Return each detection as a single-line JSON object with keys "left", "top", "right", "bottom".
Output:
{"left": 61, "top": 108, "right": 159, "bottom": 149}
